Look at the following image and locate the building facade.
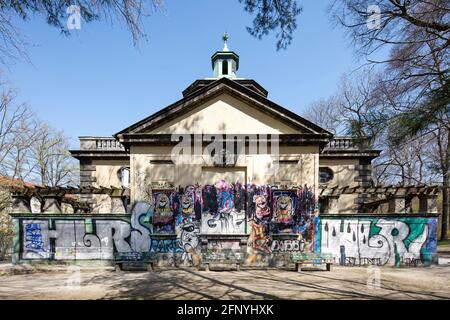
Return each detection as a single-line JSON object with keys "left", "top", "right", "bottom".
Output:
{"left": 8, "top": 42, "right": 438, "bottom": 268}
{"left": 70, "top": 43, "right": 380, "bottom": 215}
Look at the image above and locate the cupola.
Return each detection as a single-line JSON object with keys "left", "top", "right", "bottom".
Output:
{"left": 211, "top": 33, "right": 239, "bottom": 79}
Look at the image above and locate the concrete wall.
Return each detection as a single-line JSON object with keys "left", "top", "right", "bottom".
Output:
{"left": 11, "top": 183, "right": 319, "bottom": 268}
{"left": 11, "top": 213, "right": 438, "bottom": 268}
{"left": 318, "top": 215, "right": 438, "bottom": 266}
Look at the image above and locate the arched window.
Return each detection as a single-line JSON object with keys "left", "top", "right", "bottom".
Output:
{"left": 118, "top": 167, "right": 130, "bottom": 188}
{"left": 222, "top": 60, "right": 229, "bottom": 75}
{"left": 319, "top": 167, "right": 334, "bottom": 184}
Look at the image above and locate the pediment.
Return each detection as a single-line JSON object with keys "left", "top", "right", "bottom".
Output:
{"left": 116, "top": 78, "right": 330, "bottom": 136}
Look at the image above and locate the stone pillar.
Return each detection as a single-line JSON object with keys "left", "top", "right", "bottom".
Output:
{"left": 111, "top": 196, "right": 126, "bottom": 213}
{"left": 419, "top": 194, "right": 438, "bottom": 214}
{"left": 42, "top": 195, "right": 62, "bottom": 213}
{"left": 389, "top": 196, "right": 406, "bottom": 213}
{"left": 11, "top": 195, "right": 31, "bottom": 214}
{"left": 327, "top": 196, "right": 340, "bottom": 213}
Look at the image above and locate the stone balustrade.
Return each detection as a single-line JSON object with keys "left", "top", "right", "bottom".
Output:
{"left": 79, "top": 136, "right": 125, "bottom": 151}
{"left": 325, "top": 137, "right": 370, "bottom": 150}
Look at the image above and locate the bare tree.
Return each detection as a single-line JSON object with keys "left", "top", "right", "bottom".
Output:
{"left": 303, "top": 96, "right": 343, "bottom": 134}
{"left": 30, "top": 124, "right": 79, "bottom": 187}
{"left": 373, "top": 132, "right": 439, "bottom": 185}
{"left": 0, "top": 83, "right": 78, "bottom": 187}
{"left": 0, "top": 85, "right": 38, "bottom": 180}
{"left": 305, "top": 68, "right": 441, "bottom": 188}
{"left": 330, "top": 0, "right": 449, "bottom": 239}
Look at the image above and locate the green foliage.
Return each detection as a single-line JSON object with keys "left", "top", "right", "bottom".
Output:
{"left": 390, "top": 80, "right": 450, "bottom": 145}
{"left": 239, "top": 0, "right": 302, "bottom": 50}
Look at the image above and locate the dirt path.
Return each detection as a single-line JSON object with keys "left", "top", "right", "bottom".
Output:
{"left": 0, "top": 265, "right": 449, "bottom": 300}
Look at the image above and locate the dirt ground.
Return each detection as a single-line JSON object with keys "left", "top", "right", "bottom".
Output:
{"left": 0, "top": 264, "right": 449, "bottom": 300}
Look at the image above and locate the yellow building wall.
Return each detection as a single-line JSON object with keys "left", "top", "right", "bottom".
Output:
{"left": 148, "top": 93, "right": 300, "bottom": 134}
{"left": 319, "top": 158, "right": 360, "bottom": 213}
{"left": 130, "top": 145, "right": 319, "bottom": 204}
{"left": 90, "top": 159, "right": 129, "bottom": 213}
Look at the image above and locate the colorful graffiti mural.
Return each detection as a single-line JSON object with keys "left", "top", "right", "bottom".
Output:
{"left": 12, "top": 183, "right": 438, "bottom": 268}
{"left": 201, "top": 180, "right": 246, "bottom": 234}
{"left": 152, "top": 189, "right": 175, "bottom": 234}
{"left": 318, "top": 216, "right": 438, "bottom": 266}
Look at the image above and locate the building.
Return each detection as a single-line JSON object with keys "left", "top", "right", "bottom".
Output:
{"left": 70, "top": 39, "right": 381, "bottom": 215}
{"left": 8, "top": 39, "right": 438, "bottom": 268}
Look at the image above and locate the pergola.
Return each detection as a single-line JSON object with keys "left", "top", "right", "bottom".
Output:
{"left": 319, "top": 185, "right": 441, "bottom": 214}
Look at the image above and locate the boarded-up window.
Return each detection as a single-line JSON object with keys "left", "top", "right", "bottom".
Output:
{"left": 149, "top": 160, "right": 175, "bottom": 184}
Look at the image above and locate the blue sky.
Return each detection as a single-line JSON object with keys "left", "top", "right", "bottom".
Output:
{"left": 6, "top": 0, "right": 362, "bottom": 147}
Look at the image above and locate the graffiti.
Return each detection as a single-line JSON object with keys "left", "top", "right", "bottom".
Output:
{"left": 30, "top": 197, "right": 42, "bottom": 213}
{"left": 319, "top": 217, "right": 437, "bottom": 266}
{"left": 24, "top": 223, "right": 46, "bottom": 256}
{"left": 149, "top": 238, "right": 181, "bottom": 253}
{"left": 152, "top": 190, "right": 175, "bottom": 234}
{"left": 271, "top": 190, "right": 297, "bottom": 233}
{"left": 15, "top": 212, "right": 438, "bottom": 268}
{"left": 204, "top": 239, "right": 242, "bottom": 261}
{"left": 295, "top": 186, "right": 316, "bottom": 235}
{"left": 13, "top": 179, "right": 438, "bottom": 268}
{"left": 205, "top": 240, "right": 242, "bottom": 261}
{"left": 201, "top": 180, "right": 245, "bottom": 234}
{"left": 178, "top": 222, "right": 200, "bottom": 265}
{"left": 270, "top": 239, "right": 305, "bottom": 252}
{"left": 175, "top": 186, "right": 198, "bottom": 226}
{"left": 250, "top": 222, "right": 271, "bottom": 254}
{"left": 129, "top": 201, "right": 152, "bottom": 252}
{"left": 255, "top": 195, "right": 271, "bottom": 221}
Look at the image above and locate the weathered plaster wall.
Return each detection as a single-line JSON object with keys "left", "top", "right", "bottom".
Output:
{"left": 84, "top": 159, "right": 130, "bottom": 213}
{"left": 92, "top": 159, "right": 129, "bottom": 188}
{"left": 129, "top": 145, "right": 319, "bottom": 204}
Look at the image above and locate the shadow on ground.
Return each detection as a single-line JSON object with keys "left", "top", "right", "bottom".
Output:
{"left": 81, "top": 266, "right": 450, "bottom": 300}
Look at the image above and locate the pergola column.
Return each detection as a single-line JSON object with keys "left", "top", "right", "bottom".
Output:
{"left": 111, "top": 196, "right": 126, "bottom": 213}
{"left": 419, "top": 194, "right": 438, "bottom": 214}
{"left": 42, "top": 195, "right": 62, "bottom": 213}
{"left": 388, "top": 196, "right": 406, "bottom": 213}
{"left": 11, "top": 195, "right": 31, "bottom": 214}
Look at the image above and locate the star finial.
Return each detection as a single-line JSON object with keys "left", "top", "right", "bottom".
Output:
{"left": 222, "top": 32, "right": 229, "bottom": 43}
{"left": 222, "top": 32, "right": 229, "bottom": 51}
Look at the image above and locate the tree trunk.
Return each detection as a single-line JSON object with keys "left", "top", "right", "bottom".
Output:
{"left": 441, "top": 177, "right": 449, "bottom": 241}
{"left": 441, "top": 128, "right": 450, "bottom": 241}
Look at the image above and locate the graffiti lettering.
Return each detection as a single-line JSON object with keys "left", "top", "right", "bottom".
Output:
{"left": 270, "top": 239, "right": 305, "bottom": 252}
{"left": 320, "top": 217, "right": 437, "bottom": 266}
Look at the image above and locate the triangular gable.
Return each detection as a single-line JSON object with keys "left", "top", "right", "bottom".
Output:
{"left": 115, "top": 77, "right": 331, "bottom": 136}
